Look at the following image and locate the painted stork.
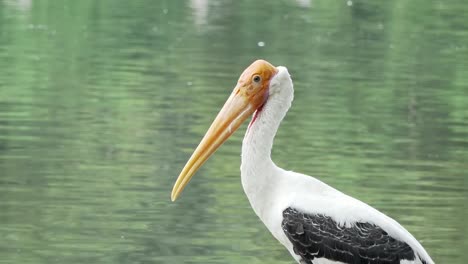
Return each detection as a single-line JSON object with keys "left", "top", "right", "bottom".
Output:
{"left": 171, "top": 60, "right": 434, "bottom": 264}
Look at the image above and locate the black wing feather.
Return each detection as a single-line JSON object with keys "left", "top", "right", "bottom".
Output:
{"left": 282, "top": 207, "right": 417, "bottom": 264}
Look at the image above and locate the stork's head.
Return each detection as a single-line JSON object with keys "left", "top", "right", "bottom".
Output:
{"left": 171, "top": 59, "right": 291, "bottom": 201}
{"left": 234, "top": 59, "right": 278, "bottom": 110}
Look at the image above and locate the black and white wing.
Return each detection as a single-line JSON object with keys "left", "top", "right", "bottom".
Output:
{"left": 282, "top": 207, "right": 428, "bottom": 264}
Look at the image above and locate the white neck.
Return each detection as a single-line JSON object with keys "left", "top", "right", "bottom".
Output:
{"left": 240, "top": 68, "right": 293, "bottom": 219}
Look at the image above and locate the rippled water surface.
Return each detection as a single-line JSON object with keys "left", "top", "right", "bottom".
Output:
{"left": 1, "top": 1, "right": 467, "bottom": 263}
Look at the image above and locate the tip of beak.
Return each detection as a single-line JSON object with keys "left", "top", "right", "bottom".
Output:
{"left": 171, "top": 191, "right": 178, "bottom": 202}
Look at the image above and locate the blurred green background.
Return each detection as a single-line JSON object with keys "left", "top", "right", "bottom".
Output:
{"left": 1, "top": 0, "right": 467, "bottom": 263}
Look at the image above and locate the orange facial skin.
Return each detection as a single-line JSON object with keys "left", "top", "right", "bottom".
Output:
{"left": 235, "top": 59, "right": 278, "bottom": 110}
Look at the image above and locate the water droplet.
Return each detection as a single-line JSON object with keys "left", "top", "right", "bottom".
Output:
{"left": 257, "top": 41, "right": 265, "bottom": 47}
{"left": 187, "top": 81, "right": 193, "bottom": 86}
{"left": 347, "top": 0, "right": 353, "bottom": 6}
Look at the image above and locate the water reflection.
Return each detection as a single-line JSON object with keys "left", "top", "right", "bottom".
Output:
{"left": 0, "top": 1, "right": 467, "bottom": 264}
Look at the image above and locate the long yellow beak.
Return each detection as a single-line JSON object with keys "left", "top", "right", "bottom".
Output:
{"left": 171, "top": 59, "right": 277, "bottom": 201}
{"left": 171, "top": 90, "right": 255, "bottom": 201}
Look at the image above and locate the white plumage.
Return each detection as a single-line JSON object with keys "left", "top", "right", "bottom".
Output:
{"left": 241, "top": 66, "right": 433, "bottom": 264}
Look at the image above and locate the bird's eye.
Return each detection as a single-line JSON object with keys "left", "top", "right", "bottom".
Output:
{"left": 253, "top": 75, "right": 261, "bottom": 83}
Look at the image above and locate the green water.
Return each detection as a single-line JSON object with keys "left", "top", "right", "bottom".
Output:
{"left": 1, "top": 1, "right": 467, "bottom": 263}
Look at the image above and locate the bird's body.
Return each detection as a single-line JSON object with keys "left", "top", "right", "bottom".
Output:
{"left": 172, "top": 60, "right": 434, "bottom": 264}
